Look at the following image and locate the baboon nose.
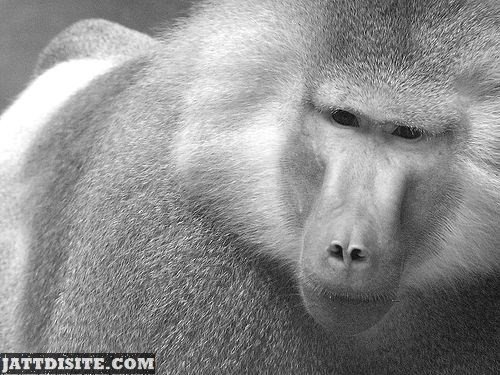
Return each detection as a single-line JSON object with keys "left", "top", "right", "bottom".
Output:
{"left": 326, "top": 240, "right": 369, "bottom": 267}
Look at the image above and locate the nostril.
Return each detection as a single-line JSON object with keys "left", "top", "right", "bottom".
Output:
{"left": 327, "top": 242, "right": 369, "bottom": 264}
{"left": 327, "top": 242, "right": 344, "bottom": 259}
{"left": 349, "top": 247, "right": 366, "bottom": 261}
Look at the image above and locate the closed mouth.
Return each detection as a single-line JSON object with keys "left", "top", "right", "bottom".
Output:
{"left": 302, "top": 275, "right": 396, "bottom": 304}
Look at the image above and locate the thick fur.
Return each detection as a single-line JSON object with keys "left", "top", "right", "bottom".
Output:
{"left": 34, "top": 19, "right": 157, "bottom": 75}
{"left": 0, "top": 1, "right": 499, "bottom": 374}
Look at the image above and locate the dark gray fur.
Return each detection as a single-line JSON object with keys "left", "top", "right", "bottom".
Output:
{"left": 1, "top": 1, "right": 499, "bottom": 374}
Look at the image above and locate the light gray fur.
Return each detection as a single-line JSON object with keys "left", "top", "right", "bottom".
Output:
{"left": 0, "top": 1, "right": 499, "bottom": 374}
{"left": 35, "top": 19, "right": 157, "bottom": 75}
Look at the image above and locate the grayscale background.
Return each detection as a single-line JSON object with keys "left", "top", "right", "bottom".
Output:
{"left": 0, "top": 0, "right": 192, "bottom": 113}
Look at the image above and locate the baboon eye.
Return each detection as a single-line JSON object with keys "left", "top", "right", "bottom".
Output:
{"left": 331, "top": 110, "right": 359, "bottom": 127}
{"left": 391, "top": 125, "right": 423, "bottom": 140}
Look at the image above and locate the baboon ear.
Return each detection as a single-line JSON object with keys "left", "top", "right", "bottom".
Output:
{"left": 35, "top": 18, "right": 157, "bottom": 76}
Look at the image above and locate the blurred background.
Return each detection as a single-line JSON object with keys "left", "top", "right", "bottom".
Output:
{"left": 0, "top": 0, "right": 193, "bottom": 112}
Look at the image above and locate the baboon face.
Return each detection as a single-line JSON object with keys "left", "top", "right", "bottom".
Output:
{"left": 174, "top": 0, "right": 500, "bottom": 336}
{"left": 288, "top": 82, "right": 460, "bottom": 335}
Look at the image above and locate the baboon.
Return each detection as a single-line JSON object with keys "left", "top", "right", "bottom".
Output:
{"left": 0, "top": 1, "right": 499, "bottom": 374}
